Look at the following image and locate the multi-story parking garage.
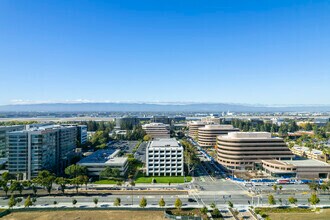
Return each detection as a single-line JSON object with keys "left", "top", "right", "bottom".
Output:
{"left": 216, "top": 132, "right": 294, "bottom": 170}
{"left": 198, "top": 124, "right": 239, "bottom": 147}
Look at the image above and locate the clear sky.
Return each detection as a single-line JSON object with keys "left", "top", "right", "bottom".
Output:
{"left": 0, "top": 0, "right": 329, "bottom": 105}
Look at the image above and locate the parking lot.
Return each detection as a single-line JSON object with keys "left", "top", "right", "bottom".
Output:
{"left": 108, "top": 140, "right": 139, "bottom": 154}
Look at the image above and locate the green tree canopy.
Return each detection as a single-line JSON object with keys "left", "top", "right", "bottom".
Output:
{"left": 308, "top": 193, "right": 320, "bottom": 206}
{"left": 159, "top": 198, "right": 166, "bottom": 207}
{"left": 114, "top": 197, "right": 121, "bottom": 206}
{"left": 174, "top": 198, "right": 182, "bottom": 210}
{"left": 65, "top": 164, "right": 87, "bottom": 178}
{"left": 268, "top": 195, "right": 276, "bottom": 205}
{"left": 24, "top": 195, "right": 32, "bottom": 208}
{"left": 139, "top": 197, "right": 147, "bottom": 208}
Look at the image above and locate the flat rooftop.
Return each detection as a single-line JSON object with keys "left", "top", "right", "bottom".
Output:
{"left": 282, "top": 158, "right": 330, "bottom": 167}
{"left": 227, "top": 132, "right": 272, "bottom": 139}
{"left": 78, "top": 149, "right": 127, "bottom": 165}
{"left": 149, "top": 138, "right": 180, "bottom": 148}
{"left": 202, "top": 124, "right": 236, "bottom": 130}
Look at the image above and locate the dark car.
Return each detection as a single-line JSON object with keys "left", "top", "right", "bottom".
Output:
{"left": 188, "top": 198, "right": 197, "bottom": 202}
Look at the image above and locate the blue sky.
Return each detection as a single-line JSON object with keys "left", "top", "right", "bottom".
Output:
{"left": 0, "top": 0, "right": 329, "bottom": 105}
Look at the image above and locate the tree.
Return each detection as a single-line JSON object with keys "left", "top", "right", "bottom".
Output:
{"left": 2, "top": 172, "right": 13, "bottom": 182}
{"left": 288, "top": 196, "right": 297, "bottom": 205}
{"left": 308, "top": 193, "right": 320, "bottom": 207}
{"left": 31, "top": 185, "right": 37, "bottom": 196}
{"left": 278, "top": 198, "right": 282, "bottom": 205}
{"left": 10, "top": 181, "right": 20, "bottom": 194}
{"left": 93, "top": 198, "right": 98, "bottom": 207}
{"left": 34, "top": 170, "right": 56, "bottom": 195}
{"left": 55, "top": 177, "right": 68, "bottom": 194}
{"left": 99, "top": 167, "right": 120, "bottom": 179}
{"left": 319, "top": 183, "right": 328, "bottom": 194}
{"left": 159, "top": 197, "right": 166, "bottom": 207}
{"left": 212, "top": 208, "right": 221, "bottom": 218}
{"left": 308, "top": 182, "right": 319, "bottom": 193}
{"left": 210, "top": 202, "right": 216, "bottom": 209}
{"left": 268, "top": 195, "right": 276, "bottom": 205}
{"left": 143, "top": 135, "right": 152, "bottom": 141}
{"left": 227, "top": 201, "right": 233, "bottom": 208}
{"left": 72, "top": 199, "right": 77, "bottom": 206}
{"left": 17, "top": 183, "right": 23, "bottom": 195}
{"left": 16, "top": 198, "right": 22, "bottom": 206}
{"left": 3, "top": 184, "right": 9, "bottom": 197}
{"left": 53, "top": 201, "right": 58, "bottom": 206}
{"left": 174, "top": 198, "right": 182, "bottom": 210}
{"left": 65, "top": 164, "right": 87, "bottom": 178}
{"left": 8, "top": 195, "right": 16, "bottom": 209}
{"left": 114, "top": 197, "right": 121, "bottom": 206}
{"left": 24, "top": 195, "right": 32, "bottom": 208}
{"left": 200, "top": 206, "right": 208, "bottom": 214}
{"left": 116, "top": 181, "right": 123, "bottom": 186}
{"left": 32, "top": 197, "right": 37, "bottom": 205}
{"left": 272, "top": 184, "right": 277, "bottom": 191}
{"left": 279, "top": 185, "right": 283, "bottom": 191}
{"left": 139, "top": 197, "right": 147, "bottom": 208}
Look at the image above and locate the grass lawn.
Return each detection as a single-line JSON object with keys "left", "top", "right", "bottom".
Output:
{"left": 94, "top": 179, "right": 118, "bottom": 184}
{"left": 255, "top": 207, "right": 330, "bottom": 220}
{"left": 135, "top": 175, "right": 192, "bottom": 184}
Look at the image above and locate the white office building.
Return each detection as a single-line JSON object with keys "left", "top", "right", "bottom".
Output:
{"left": 146, "top": 138, "right": 184, "bottom": 176}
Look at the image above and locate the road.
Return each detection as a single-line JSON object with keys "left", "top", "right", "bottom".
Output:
{"left": 134, "top": 141, "right": 147, "bottom": 162}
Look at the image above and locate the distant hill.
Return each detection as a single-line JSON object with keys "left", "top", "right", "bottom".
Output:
{"left": 0, "top": 102, "right": 330, "bottom": 112}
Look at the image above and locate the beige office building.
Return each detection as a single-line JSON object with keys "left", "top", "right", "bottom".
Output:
{"left": 188, "top": 121, "right": 208, "bottom": 139}
{"left": 142, "top": 123, "right": 170, "bottom": 139}
{"left": 216, "top": 132, "right": 294, "bottom": 170}
{"left": 198, "top": 125, "right": 239, "bottom": 147}
{"left": 262, "top": 159, "right": 330, "bottom": 179}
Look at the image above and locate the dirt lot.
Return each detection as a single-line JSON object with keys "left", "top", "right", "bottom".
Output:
{"left": 2, "top": 210, "right": 167, "bottom": 220}
{"left": 267, "top": 209, "right": 330, "bottom": 220}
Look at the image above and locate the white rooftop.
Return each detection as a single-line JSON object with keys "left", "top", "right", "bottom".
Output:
{"left": 227, "top": 132, "right": 272, "bottom": 139}
{"left": 202, "top": 124, "right": 235, "bottom": 130}
{"left": 282, "top": 158, "right": 330, "bottom": 167}
{"left": 149, "top": 138, "right": 180, "bottom": 148}
{"left": 293, "top": 146, "right": 323, "bottom": 155}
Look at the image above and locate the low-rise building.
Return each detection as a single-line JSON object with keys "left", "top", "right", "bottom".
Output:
{"left": 201, "top": 116, "right": 221, "bottom": 124}
{"left": 291, "top": 146, "right": 327, "bottom": 162}
{"left": 146, "top": 138, "right": 184, "bottom": 176}
{"left": 262, "top": 158, "right": 330, "bottom": 179}
{"left": 198, "top": 124, "right": 239, "bottom": 147}
{"left": 142, "top": 123, "right": 170, "bottom": 139}
{"left": 77, "top": 149, "right": 128, "bottom": 176}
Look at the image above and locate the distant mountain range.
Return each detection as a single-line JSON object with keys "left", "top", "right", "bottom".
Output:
{"left": 0, "top": 102, "right": 330, "bottom": 112}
